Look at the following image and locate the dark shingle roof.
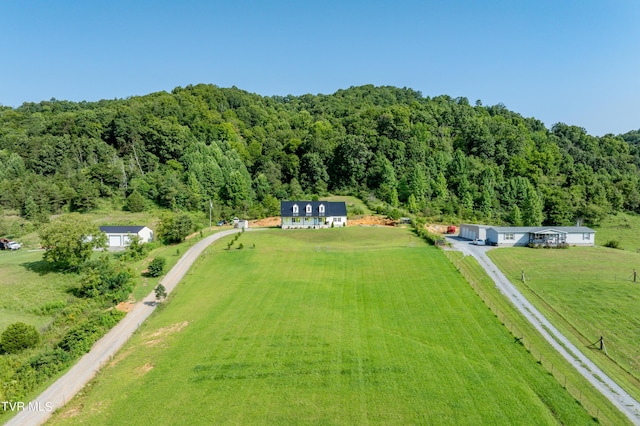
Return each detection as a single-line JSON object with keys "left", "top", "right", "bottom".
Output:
{"left": 99, "top": 226, "right": 146, "bottom": 234}
{"left": 280, "top": 201, "right": 347, "bottom": 217}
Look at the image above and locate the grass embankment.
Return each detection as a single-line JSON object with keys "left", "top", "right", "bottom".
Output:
{"left": 488, "top": 247, "right": 640, "bottom": 404}
{"left": 444, "top": 250, "right": 630, "bottom": 425}
{"left": 595, "top": 211, "right": 640, "bottom": 252}
{"left": 51, "top": 227, "right": 595, "bottom": 425}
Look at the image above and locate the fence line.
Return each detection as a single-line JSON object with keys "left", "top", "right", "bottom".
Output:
{"left": 443, "top": 250, "right": 608, "bottom": 424}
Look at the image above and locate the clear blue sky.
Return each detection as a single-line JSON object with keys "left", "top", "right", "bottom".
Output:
{"left": 1, "top": 0, "right": 639, "bottom": 136}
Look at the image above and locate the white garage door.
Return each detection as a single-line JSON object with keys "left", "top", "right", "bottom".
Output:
{"left": 109, "top": 235, "right": 122, "bottom": 247}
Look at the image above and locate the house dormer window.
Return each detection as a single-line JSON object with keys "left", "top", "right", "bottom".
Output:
{"left": 319, "top": 204, "right": 325, "bottom": 215}
{"left": 292, "top": 204, "right": 299, "bottom": 215}
{"left": 306, "top": 204, "right": 312, "bottom": 215}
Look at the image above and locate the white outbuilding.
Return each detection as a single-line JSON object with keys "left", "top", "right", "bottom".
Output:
{"left": 99, "top": 226, "right": 154, "bottom": 248}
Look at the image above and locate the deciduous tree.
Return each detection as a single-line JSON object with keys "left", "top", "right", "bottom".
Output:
{"left": 39, "top": 213, "right": 107, "bottom": 269}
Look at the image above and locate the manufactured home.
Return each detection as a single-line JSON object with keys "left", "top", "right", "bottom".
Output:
{"left": 460, "top": 224, "right": 595, "bottom": 247}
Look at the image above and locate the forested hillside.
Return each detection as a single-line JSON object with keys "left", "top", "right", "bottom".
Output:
{"left": 1, "top": 84, "right": 639, "bottom": 228}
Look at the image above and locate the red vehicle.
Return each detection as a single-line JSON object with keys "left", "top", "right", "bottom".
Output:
{"left": 446, "top": 225, "right": 457, "bottom": 234}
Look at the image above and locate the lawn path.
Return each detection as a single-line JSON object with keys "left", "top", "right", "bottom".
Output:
{"left": 446, "top": 237, "right": 640, "bottom": 425}
{"left": 4, "top": 228, "right": 256, "bottom": 426}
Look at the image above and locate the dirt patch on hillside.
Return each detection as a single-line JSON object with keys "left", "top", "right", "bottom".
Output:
{"left": 251, "top": 217, "right": 280, "bottom": 227}
{"left": 143, "top": 321, "right": 189, "bottom": 347}
{"left": 136, "top": 363, "right": 155, "bottom": 376}
{"left": 59, "top": 401, "right": 107, "bottom": 420}
{"left": 425, "top": 224, "right": 458, "bottom": 236}
{"left": 108, "top": 321, "right": 190, "bottom": 368}
{"left": 115, "top": 301, "right": 135, "bottom": 313}
{"left": 349, "top": 216, "right": 396, "bottom": 226}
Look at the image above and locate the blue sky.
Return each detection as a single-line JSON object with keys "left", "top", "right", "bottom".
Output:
{"left": 1, "top": 0, "right": 639, "bottom": 136}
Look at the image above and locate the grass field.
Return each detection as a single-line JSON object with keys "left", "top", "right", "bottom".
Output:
{"left": 594, "top": 212, "right": 640, "bottom": 252}
{"left": 0, "top": 249, "right": 73, "bottom": 332}
{"left": 488, "top": 246, "right": 640, "bottom": 402}
{"left": 49, "top": 227, "right": 595, "bottom": 425}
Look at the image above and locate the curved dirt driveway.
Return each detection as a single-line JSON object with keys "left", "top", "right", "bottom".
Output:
{"left": 5, "top": 229, "right": 250, "bottom": 426}
{"left": 447, "top": 237, "right": 640, "bottom": 425}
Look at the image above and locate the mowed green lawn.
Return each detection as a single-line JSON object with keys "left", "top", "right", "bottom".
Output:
{"left": 0, "top": 250, "right": 70, "bottom": 332}
{"left": 488, "top": 247, "right": 640, "bottom": 397}
{"left": 50, "top": 227, "right": 594, "bottom": 425}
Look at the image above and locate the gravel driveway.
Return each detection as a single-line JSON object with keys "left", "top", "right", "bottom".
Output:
{"left": 446, "top": 236, "right": 640, "bottom": 425}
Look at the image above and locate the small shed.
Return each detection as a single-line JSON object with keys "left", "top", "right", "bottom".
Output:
{"left": 99, "top": 226, "right": 154, "bottom": 248}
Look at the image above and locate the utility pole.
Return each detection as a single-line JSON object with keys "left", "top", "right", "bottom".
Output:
{"left": 209, "top": 199, "right": 212, "bottom": 230}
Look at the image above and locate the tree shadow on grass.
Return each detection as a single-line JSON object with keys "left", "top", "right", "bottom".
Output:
{"left": 20, "top": 259, "right": 69, "bottom": 276}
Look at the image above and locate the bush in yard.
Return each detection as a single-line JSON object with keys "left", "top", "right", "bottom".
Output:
{"left": 147, "top": 257, "right": 166, "bottom": 277}
{"left": 1, "top": 322, "right": 40, "bottom": 354}
{"left": 604, "top": 239, "right": 621, "bottom": 249}
{"left": 77, "top": 258, "right": 134, "bottom": 304}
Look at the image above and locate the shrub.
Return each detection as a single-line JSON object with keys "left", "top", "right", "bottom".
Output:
{"left": 604, "top": 239, "right": 621, "bottom": 249}
{"left": 1, "top": 322, "right": 40, "bottom": 354}
{"left": 27, "top": 347, "right": 72, "bottom": 380}
{"left": 77, "top": 258, "right": 134, "bottom": 304}
{"left": 119, "top": 235, "right": 150, "bottom": 261}
{"left": 147, "top": 257, "right": 166, "bottom": 277}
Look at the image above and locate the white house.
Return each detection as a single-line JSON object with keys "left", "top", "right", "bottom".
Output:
{"left": 460, "top": 224, "right": 596, "bottom": 247}
{"left": 99, "top": 226, "right": 154, "bottom": 248}
{"left": 280, "top": 201, "right": 347, "bottom": 229}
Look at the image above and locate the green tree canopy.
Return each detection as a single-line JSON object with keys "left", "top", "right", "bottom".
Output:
{"left": 39, "top": 213, "right": 107, "bottom": 268}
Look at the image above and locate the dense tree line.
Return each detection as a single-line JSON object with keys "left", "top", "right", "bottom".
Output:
{"left": 2, "top": 84, "right": 640, "bottom": 226}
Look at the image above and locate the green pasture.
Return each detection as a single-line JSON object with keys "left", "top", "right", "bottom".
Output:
{"left": 595, "top": 212, "right": 640, "bottom": 252}
{"left": 50, "top": 227, "right": 594, "bottom": 425}
{"left": 322, "top": 195, "right": 373, "bottom": 215}
{"left": 488, "top": 246, "right": 640, "bottom": 401}
{"left": 0, "top": 249, "right": 72, "bottom": 331}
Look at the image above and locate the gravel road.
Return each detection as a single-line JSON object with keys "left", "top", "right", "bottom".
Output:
{"left": 446, "top": 236, "right": 640, "bottom": 425}
{"left": 4, "top": 228, "right": 246, "bottom": 426}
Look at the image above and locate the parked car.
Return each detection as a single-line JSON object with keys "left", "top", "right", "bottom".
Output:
{"left": 7, "top": 241, "right": 21, "bottom": 250}
{"left": 472, "top": 239, "right": 486, "bottom": 246}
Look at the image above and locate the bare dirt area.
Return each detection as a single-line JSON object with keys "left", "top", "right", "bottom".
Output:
{"left": 115, "top": 301, "right": 135, "bottom": 312}
{"left": 143, "top": 320, "right": 189, "bottom": 347}
{"left": 136, "top": 363, "right": 155, "bottom": 376}
{"left": 426, "top": 224, "right": 446, "bottom": 234}
{"left": 349, "top": 216, "right": 396, "bottom": 226}
{"left": 250, "top": 217, "right": 280, "bottom": 227}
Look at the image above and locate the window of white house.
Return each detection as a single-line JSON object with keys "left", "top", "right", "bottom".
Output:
{"left": 334, "top": 217, "right": 342, "bottom": 222}
{"left": 319, "top": 204, "right": 325, "bottom": 215}
{"left": 583, "top": 233, "right": 591, "bottom": 240}
{"left": 292, "top": 204, "right": 299, "bottom": 214}
{"left": 504, "top": 233, "right": 515, "bottom": 241}
{"left": 306, "top": 204, "right": 312, "bottom": 214}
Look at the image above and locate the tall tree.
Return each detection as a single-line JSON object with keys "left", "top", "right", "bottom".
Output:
{"left": 39, "top": 213, "right": 107, "bottom": 268}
